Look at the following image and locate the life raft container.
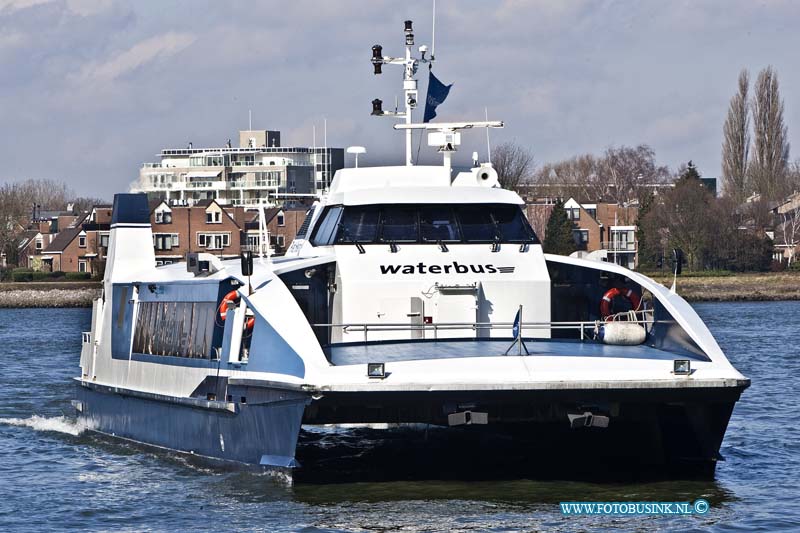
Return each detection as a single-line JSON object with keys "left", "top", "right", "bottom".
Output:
{"left": 218, "top": 290, "right": 255, "bottom": 330}
{"left": 600, "top": 287, "right": 641, "bottom": 320}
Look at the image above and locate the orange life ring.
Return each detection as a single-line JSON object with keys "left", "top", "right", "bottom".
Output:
{"left": 600, "top": 287, "right": 641, "bottom": 320}
{"left": 218, "top": 290, "right": 240, "bottom": 320}
{"left": 219, "top": 290, "right": 255, "bottom": 332}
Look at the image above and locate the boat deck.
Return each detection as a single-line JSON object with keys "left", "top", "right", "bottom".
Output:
{"left": 324, "top": 338, "right": 705, "bottom": 366}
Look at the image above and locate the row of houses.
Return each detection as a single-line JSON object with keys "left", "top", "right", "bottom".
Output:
{"left": 16, "top": 200, "right": 309, "bottom": 276}
{"left": 520, "top": 191, "right": 640, "bottom": 270}
{"left": 520, "top": 189, "right": 800, "bottom": 270}
{"left": 12, "top": 194, "right": 645, "bottom": 275}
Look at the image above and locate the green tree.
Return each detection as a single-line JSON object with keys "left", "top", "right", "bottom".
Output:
{"left": 727, "top": 232, "right": 774, "bottom": 272}
{"left": 721, "top": 69, "right": 750, "bottom": 204}
{"left": 644, "top": 172, "right": 715, "bottom": 271}
{"left": 677, "top": 160, "right": 701, "bottom": 183}
{"left": 636, "top": 191, "right": 659, "bottom": 270}
{"left": 543, "top": 201, "right": 576, "bottom": 255}
{"left": 750, "top": 66, "right": 790, "bottom": 201}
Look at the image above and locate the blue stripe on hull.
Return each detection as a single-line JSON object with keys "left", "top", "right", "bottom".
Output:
{"left": 75, "top": 383, "right": 308, "bottom": 466}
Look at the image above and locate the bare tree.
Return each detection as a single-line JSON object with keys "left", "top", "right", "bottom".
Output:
{"left": 644, "top": 176, "right": 720, "bottom": 270}
{"left": 788, "top": 159, "right": 800, "bottom": 194}
{"left": 0, "top": 183, "right": 30, "bottom": 266}
{"left": 535, "top": 154, "right": 598, "bottom": 201}
{"left": 597, "top": 145, "right": 671, "bottom": 205}
{"left": 750, "top": 66, "right": 790, "bottom": 201}
{"left": 780, "top": 207, "right": 800, "bottom": 265}
{"left": 722, "top": 69, "right": 750, "bottom": 203}
{"left": 0, "top": 178, "right": 81, "bottom": 267}
{"left": 71, "top": 196, "right": 110, "bottom": 213}
{"left": 492, "top": 142, "right": 534, "bottom": 191}
{"left": 536, "top": 145, "right": 669, "bottom": 204}
{"left": 524, "top": 203, "right": 554, "bottom": 242}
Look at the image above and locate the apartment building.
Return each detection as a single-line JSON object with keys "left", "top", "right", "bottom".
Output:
{"left": 563, "top": 198, "right": 639, "bottom": 269}
{"left": 133, "top": 129, "right": 344, "bottom": 209}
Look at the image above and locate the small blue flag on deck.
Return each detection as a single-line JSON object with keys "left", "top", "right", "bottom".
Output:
{"left": 423, "top": 71, "right": 452, "bottom": 123}
{"left": 512, "top": 308, "right": 521, "bottom": 339}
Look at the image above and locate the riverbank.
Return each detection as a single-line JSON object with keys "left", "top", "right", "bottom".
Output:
{"left": 647, "top": 271, "right": 800, "bottom": 302}
{"left": 0, "top": 282, "right": 101, "bottom": 308}
{"left": 0, "top": 272, "right": 798, "bottom": 307}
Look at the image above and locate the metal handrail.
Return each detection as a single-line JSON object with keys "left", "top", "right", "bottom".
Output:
{"left": 313, "top": 311, "right": 656, "bottom": 343}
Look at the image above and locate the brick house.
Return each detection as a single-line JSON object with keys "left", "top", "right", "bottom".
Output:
{"left": 563, "top": 198, "right": 639, "bottom": 269}
{"left": 14, "top": 209, "right": 82, "bottom": 269}
{"left": 27, "top": 199, "right": 310, "bottom": 272}
{"left": 39, "top": 213, "right": 91, "bottom": 274}
{"left": 16, "top": 230, "right": 45, "bottom": 269}
{"left": 243, "top": 207, "right": 310, "bottom": 256}
{"left": 520, "top": 195, "right": 639, "bottom": 268}
{"left": 32, "top": 206, "right": 112, "bottom": 275}
{"left": 150, "top": 199, "right": 249, "bottom": 265}
{"left": 772, "top": 191, "right": 800, "bottom": 264}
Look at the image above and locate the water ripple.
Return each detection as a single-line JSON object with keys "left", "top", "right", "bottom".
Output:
{"left": 0, "top": 304, "right": 798, "bottom": 532}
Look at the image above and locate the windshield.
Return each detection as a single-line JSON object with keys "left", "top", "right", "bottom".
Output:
{"left": 310, "top": 204, "right": 538, "bottom": 246}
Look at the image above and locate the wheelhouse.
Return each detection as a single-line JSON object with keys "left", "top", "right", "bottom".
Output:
{"left": 309, "top": 203, "right": 539, "bottom": 246}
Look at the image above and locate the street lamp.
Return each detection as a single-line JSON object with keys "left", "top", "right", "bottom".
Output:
{"left": 347, "top": 146, "right": 366, "bottom": 168}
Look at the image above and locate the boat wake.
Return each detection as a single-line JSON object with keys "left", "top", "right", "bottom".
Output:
{"left": 0, "top": 415, "right": 90, "bottom": 436}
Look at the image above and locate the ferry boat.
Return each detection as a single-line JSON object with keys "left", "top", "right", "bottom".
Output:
{"left": 74, "top": 19, "right": 749, "bottom": 480}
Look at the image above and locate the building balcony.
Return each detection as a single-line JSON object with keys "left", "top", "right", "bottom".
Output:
{"left": 601, "top": 241, "right": 637, "bottom": 252}
{"left": 231, "top": 180, "right": 282, "bottom": 189}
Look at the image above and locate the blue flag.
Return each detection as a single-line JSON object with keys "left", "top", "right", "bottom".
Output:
{"left": 512, "top": 308, "right": 521, "bottom": 339}
{"left": 423, "top": 71, "right": 452, "bottom": 122}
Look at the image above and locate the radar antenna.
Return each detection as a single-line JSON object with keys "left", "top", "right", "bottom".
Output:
{"left": 371, "top": 16, "right": 505, "bottom": 172}
{"left": 370, "top": 20, "right": 433, "bottom": 166}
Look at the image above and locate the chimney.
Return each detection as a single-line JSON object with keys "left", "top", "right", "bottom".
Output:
{"left": 105, "top": 193, "right": 155, "bottom": 284}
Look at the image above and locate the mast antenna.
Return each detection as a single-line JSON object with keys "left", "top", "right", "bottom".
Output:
{"left": 485, "top": 107, "right": 492, "bottom": 164}
{"left": 431, "top": 0, "right": 436, "bottom": 60}
{"left": 370, "top": 20, "right": 434, "bottom": 166}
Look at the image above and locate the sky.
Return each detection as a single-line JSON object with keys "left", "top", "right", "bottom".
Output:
{"left": 0, "top": 0, "right": 798, "bottom": 199}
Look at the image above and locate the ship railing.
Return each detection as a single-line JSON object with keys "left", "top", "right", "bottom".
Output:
{"left": 313, "top": 311, "right": 655, "bottom": 344}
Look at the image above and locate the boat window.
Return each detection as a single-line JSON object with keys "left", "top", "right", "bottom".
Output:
{"left": 491, "top": 204, "right": 536, "bottom": 242}
{"left": 458, "top": 207, "right": 498, "bottom": 241}
{"left": 420, "top": 207, "right": 461, "bottom": 242}
{"left": 336, "top": 207, "right": 379, "bottom": 243}
{"left": 310, "top": 206, "right": 342, "bottom": 246}
{"left": 322, "top": 203, "right": 539, "bottom": 246}
{"left": 380, "top": 207, "right": 418, "bottom": 242}
{"left": 132, "top": 301, "right": 215, "bottom": 358}
{"left": 295, "top": 206, "right": 316, "bottom": 239}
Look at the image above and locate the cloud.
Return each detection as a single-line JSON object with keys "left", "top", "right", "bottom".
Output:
{"left": 65, "top": 0, "right": 112, "bottom": 16}
{"left": 1, "top": 0, "right": 799, "bottom": 197}
{"left": 0, "top": 0, "right": 111, "bottom": 14}
{"left": 74, "top": 31, "right": 195, "bottom": 83}
{"left": 0, "top": 0, "right": 49, "bottom": 12}
{"left": 645, "top": 111, "right": 710, "bottom": 145}
{"left": 0, "top": 31, "right": 26, "bottom": 50}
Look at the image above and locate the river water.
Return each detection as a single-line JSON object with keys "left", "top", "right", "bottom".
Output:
{"left": 0, "top": 302, "right": 798, "bottom": 532}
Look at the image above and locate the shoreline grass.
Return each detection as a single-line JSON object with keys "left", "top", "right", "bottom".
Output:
{"left": 1, "top": 274, "right": 798, "bottom": 307}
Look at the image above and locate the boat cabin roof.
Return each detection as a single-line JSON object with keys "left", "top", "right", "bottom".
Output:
{"left": 326, "top": 165, "right": 522, "bottom": 206}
